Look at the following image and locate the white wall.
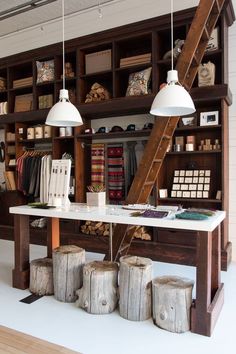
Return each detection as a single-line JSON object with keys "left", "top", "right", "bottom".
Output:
{"left": 0, "top": 0, "right": 235, "bottom": 259}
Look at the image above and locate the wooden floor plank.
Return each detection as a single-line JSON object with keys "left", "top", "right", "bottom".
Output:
{"left": 0, "top": 326, "right": 81, "bottom": 354}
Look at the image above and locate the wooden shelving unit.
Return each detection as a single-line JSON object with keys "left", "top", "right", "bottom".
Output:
{"left": 0, "top": 2, "right": 234, "bottom": 270}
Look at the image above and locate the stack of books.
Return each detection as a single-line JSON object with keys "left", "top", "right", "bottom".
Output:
{"left": 120, "top": 53, "right": 151, "bottom": 68}
{"left": 13, "top": 76, "right": 33, "bottom": 89}
{"left": 38, "top": 94, "right": 53, "bottom": 109}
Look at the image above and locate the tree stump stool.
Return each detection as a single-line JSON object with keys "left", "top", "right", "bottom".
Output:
{"left": 29, "top": 258, "right": 54, "bottom": 295}
{"left": 152, "top": 276, "right": 194, "bottom": 333}
{"left": 53, "top": 245, "right": 85, "bottom": 302}
{"left": 119, "top": 255, "right": 152, "bottom": 321}
{"left": 76, "top": 261, "right": 118, "bottom": 314}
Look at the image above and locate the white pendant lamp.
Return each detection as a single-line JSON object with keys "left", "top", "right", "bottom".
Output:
{"left": 150, "top": 0, "right": 196, "bottom": 117}
{"left": 46, "top": 0, "right": 83, "bottom": 127}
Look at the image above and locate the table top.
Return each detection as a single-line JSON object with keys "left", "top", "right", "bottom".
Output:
{"left": 9, "top": 203, "right": 226, "bottom": 232}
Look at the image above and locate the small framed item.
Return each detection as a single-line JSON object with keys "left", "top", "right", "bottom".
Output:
{"left": 185, "top": 177, "right": 192, "bottom": 183}
{"left": 172, "top": 184, "right": 180, "bottom": 190}
{"left": 176, "top": 191, "right": 182, "bottom": 198}
{"left": 199, "top": 170, "right": 205, "bottom": 176}
{"left": 189, "top": 184, "right": 197, "bottom": 191}
{"left": 179, "top": 115, "right": 197, "bottom": 127}
{"left": 205, "top": 177, "right": 210, "bottom": 183}
{"left": 193, "top": 177, "right": 198, "bottom": 183}
{"left": 191, "top": 191, "right": 197, "bottom": 198}
{"left": 200, "top": 111, "right": 219, "bottom": 126}
{"left": 206, "top": 27, "right": 219, "bottom": 52}
{"left": 186, "top": 170, "right": 193, "bottom": 177}
{"left": 193, "top": 170, "right": 199, "bottom": 176}
{"left": 198, "top": 184, "right": 203, "bottom": 191}
{"left": 159, "top": 189, "right": 168, "bottom": 198}
{"left": 204, "top": 184, "right": 210, "bottom": 191}
{"left": 203, "top": 191, "right": 209, "bottom": 198}
{"left": 179, "top": 177, "right": 184, "bottom": 183}
{"left": 171, "top": 191, "right": 177, "bottom": 198}
{"left": 183, "top": 191, "right": 190, "bottom": 198}
{"left": 173, "top": 177, "right": 179, "bottom": 183}
{"left": 174, "top": 170, "right": 180, "bottom": 176}
{"left": 180, "top": 170, "right": 185, "bottom": 176}
{"left": 197, "top": 191, "right": 203, "bottom": 198}
{"left": 199, "top": 177, "right": 204, "bottom": 184}
{"left": 181, "top": 184, "right": 188, "bottom": 191}
{"left": 205, "top": 170, "right": 211, "bottom": 177}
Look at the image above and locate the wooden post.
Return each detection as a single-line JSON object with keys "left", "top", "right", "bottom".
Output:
{"left": 30, "top": 258, "right": 53, "bottom": 295}
{"left": 119, "top": 255, "right": 152, "bottom": 321}
{"left": 53, "top": 245, "right": 85, "bottom": 302}
{"left": 76, "top": 261, "right": 118, "bottom": 314}
{"left": 152, "top": 276, "right": 194, "bottom": 333}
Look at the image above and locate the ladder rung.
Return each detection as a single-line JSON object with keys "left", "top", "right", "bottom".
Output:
{"left": 202, "top": 26, "right": 210, "bottom": 41}
{"left": 163, "top": 134, "right": 171, "bottom": 140}
{"left": 153, "top": 158, "right": 162, "bottom": 163}
{"left": 212, "top": 0, "right": 220, "bottom": 14}
{"left": 144, "top": 181, "right": 155, "bottom": 186}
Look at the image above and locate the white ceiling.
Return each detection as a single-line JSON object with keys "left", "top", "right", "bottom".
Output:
{"left": 0, "top": 0, "right": 114, "bottom": 37}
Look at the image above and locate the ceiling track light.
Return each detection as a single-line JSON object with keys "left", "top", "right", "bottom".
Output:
{"left": 0, "top": 0, "right": 57, "bottom": 21}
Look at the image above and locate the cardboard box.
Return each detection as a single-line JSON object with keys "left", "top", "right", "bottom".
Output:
{"left": 86, "top": 192, "right": 106, "bottom": 206}
{"left": 85, "top": 49, "right": 111, "bottom": 74}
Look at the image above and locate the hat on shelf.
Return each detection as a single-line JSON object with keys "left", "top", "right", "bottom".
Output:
{"left": 96, "top": 126, "right": 109, "bottom": 133}
{"left": 143, "top": 122, "right": 153, "bottom": 130}
{"left": 110, "top": 126, "right": 124, "bottom": 132}
{"left": 126, "top": 124, "right": 136, "bottom": 131}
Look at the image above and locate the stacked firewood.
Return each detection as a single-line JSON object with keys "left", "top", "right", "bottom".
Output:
{"left": 81, "top": 221, "right": 110, "bottom": 236}
{"left": 85, "top": 82, "right": 110, "bottom": 103}
{"left": 81, "top": 221, "right": 151, "bottom": 241}
{"left": 127, "top": 226, "right": 152, "bottom": 241}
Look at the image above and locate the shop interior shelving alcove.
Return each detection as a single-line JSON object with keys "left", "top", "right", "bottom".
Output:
{"left": 0, "top": 2, "right": 234, "bottom": 270}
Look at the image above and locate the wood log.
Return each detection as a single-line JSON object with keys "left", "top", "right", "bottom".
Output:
{"left": 76, "top": 261, "right": 118, "bottom": 314}
{"left": 53, "top": 245, "right": 85, "bottom": 303}
{"left": 29, "top": 258, "right": 53, "bottom": 295}
{"left": 119, "top": 255, "right": 152, "bottom": 321}
{"left": 152, "top": 276, "right": 194, "bottom": 333}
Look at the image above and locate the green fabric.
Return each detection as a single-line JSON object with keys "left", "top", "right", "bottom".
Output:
{"left": 176, "top": 212, "right": 209, "bottom": 220}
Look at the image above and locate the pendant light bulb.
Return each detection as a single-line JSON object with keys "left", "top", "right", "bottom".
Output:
{"left": 46, "top": 0, "right": 83, "bottom": 127}
{"left": 150, "top": 0, "right": 195, "bottom": 117}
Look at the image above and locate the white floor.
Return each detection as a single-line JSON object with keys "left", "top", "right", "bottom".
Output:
{"left": 0, "top": 239, "right": 235, "bottom": 354}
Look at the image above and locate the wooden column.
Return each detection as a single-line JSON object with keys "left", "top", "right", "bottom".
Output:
{"left": 47, "top": 217, "right": 60, "bottom": 257}
{"left": 12, "top": 215, "right": 30, "bottom": 289}
{"left": 191, "top": 228, "right": 224, "bottom": 336}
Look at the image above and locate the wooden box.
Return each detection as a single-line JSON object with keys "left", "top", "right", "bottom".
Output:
{"left": 85, "top": 49, "right": 111, "bottom": 74}
{"left": 14, "top": 94, "right": 33, "bottom": 112}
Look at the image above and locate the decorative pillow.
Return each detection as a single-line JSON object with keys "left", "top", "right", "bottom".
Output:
{"left": 126, "top": 67, "right": 152, "bottom": 96}
{"left": 36, "top": 60, "right": 54, "bottom": 83}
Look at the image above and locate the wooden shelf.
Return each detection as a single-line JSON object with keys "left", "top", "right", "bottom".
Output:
{"left": 53, "top": 136, "right": 74, "bottom": 140}
{"left": 115, "top": 63, "right": 152, "bottom": 72}
{"left": 76, "top": 129, "right": 151, "bottom": 140}
{"left": 167, "top": 150, "right": 221, "bottom": 155}
{"left": 80, "top": 70, "right": 112, "bottom": 78}
{"left": 175, "top": 125, "right": 222, "bottom": 132}
{"left": 18, "top": 138, "right": 52, "bottom": 144}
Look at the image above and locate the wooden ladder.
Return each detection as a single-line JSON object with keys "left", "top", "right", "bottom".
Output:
{"left": 105, "top": 0, "right": 226, "bottom": 262}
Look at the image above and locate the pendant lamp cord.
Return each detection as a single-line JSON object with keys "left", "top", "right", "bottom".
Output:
{"left": 171, "top": 0, "right": 173, "bottom": 71}
{"left": 62, "top": 0, "right": 65, "bottom": 91}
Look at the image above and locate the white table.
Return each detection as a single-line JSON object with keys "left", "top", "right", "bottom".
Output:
{"left": 10, "top": 203, "right": 225, "bottom": 336}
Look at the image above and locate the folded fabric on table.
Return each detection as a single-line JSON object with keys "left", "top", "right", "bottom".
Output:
{"left": 176, "top": 212, "right": 209, "bottom": 220}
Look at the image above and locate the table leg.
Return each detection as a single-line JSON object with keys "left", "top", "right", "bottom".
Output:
{"left": 191, "top": 228, "right": 224, "bottom": 336}
{"left": 12, "top": 215, "right": 30, "bottom": 289}
{"left": 47, "top": 217, "right": 60, "bottom": 257}
{"left": 109, "top": 223, "right": 113, "bottom": 262}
